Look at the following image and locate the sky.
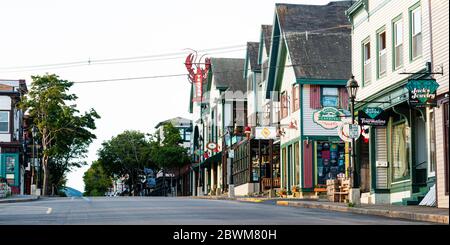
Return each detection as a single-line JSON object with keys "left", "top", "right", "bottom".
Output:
{"left": 0, "top": 0, "right": 331, "bottom": 192}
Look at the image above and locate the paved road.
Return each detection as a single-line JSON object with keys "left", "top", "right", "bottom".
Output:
{"left": 0, "top": 197, "right": 434, "bottom": 225}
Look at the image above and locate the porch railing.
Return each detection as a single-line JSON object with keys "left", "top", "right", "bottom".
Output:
{"left": 261, "top": 177, "right": 280, "bottom": 190}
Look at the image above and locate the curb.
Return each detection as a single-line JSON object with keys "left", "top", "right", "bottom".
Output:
{"left": 276, "top": 201, "right": 449, "bottom": 224}
{"left": 0, "top": 196, "right": 40, "bottom": 204}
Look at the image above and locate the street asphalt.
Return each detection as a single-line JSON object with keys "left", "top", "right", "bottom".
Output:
{"left": 0, "top": 196, "right": 436, "bottom": 225}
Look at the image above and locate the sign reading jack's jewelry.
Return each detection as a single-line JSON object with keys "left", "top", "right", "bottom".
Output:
{"left": 406, "top": 79, "right": 439, "bottom": 107}
{"left": 313, "top": 107, "right": 347, "bottom": 129}
{"left": 358, "top": 107, "right": 387, "bottom": 126}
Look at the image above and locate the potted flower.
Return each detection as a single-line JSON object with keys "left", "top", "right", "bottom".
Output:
{"left": 291, "top": 185, "right": 300, "bottom": 197}
{"left": 278, "top": 188, "right": 287, "bottom": 198}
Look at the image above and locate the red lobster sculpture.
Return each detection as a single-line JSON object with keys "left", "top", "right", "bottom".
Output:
{"left": 185, "top": 52, "right": 211, "bottom": 102}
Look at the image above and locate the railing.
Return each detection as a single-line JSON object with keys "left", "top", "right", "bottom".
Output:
{"left": 261, "top": 177, "right": 280, "bottom": 190}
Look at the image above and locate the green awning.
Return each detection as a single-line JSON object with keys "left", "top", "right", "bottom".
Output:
{"left": 192, "top": 152, "right": 222, "bottom": 169}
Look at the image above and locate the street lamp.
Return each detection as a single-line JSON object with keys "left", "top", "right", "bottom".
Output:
{"left": 346, "top": 75, "right": 360, "bottom": 203}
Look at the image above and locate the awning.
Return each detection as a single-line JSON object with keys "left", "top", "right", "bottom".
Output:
{"left": 192, "top": 152, "right": 222, "bottom": 169}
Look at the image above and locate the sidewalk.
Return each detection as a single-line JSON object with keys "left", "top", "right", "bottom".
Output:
{"left": 0, "top": 195, "right": 40, "bottom": 204}
{"left": 191, "top": 195, "right": 448, "bottom": 224}
{"left": 276, "top": 199, "right": 449, "bottom": 224}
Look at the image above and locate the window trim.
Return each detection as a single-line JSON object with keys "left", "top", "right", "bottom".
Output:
{"left": 376, "top": 26, "right": 387, "bottom": 80}
{"left": 392, "top": 14, "right": 404, "bottom": 71}
{"left": 361, "top": 36, "right": 371, "bottom": 87}
{"left": 409, "top": 2, "right": 422, "bottom": 62}
{"left": 292, "top": 84, "right": 300, "bottom": 112}
{"left": 0, "top": 110, "right": 10, "bottom": 134}
{"left": 281, "top": 91, "right": 288, "bottom": 119}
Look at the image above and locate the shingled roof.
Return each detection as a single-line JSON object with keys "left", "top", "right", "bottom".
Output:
{"left": 246, "top": 42, "right": 260, "bottom": 72}
{"left": 210, "top": 58, "right": 246, "bottom": 93}
{"left": 261, "top": 25, "right": 273, "bottom": 57}
{"left": 275, "top": 1, "right": 353, "bottom": 80}
{"left": 275, "top": 1, "right": 352, "bottom": 34}
{"left": 287, "top": 32, "right": 351, "bottom": 80}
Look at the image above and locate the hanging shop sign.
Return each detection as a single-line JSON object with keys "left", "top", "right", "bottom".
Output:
{"left": 255, "top": 126, "right": 277, "bottom": 139}
{"left": 206, "top": 142, "right": 218, "bottom": 151}
{"left": 338, "top": 122, "right": 361, "bottom": 142}
{"left": 185, "top": 53, "right": 211, "bottom": 103}
{"left": 406, "top": 79, "right": 439, "bottom": 107}
{"left": 358, "top": 107, "right": 387, "bottom": 126}
{"left": 313, "top": 107, "right": 347, "bottom": 129}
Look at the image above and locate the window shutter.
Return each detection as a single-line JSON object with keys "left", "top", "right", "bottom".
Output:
{"left": 339, "top": 87, "right": 349, "bottom": 110}
{"left": 310, "top": 85, "right": 321, "bottom": 109}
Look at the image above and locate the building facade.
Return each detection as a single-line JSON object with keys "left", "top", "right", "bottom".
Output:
{"left": 266, "top": 1, "right": 353, "bottom": 196}
{"left": 429, "top": 0, "right": 449, "bottom": 208}
{"left": 0, "top": 80, "right": 27, "bottom": 195}
{"left": 347, "top": 0, "right": 441, "bottom": 205}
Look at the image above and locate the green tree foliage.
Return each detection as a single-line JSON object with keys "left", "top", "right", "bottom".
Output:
{"left": 97, "top": 130, "right": 154, "bottom": 196}
{"left": 83, "top": 161, "right": 112, "bottom": 196}
{"left": 150, "top": 123, "right": 190, "bottom": 196}
{"left": 19, "top": 74, "right": 100, "bottom": 195}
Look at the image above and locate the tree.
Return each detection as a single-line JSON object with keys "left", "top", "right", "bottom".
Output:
{"left": 19, "top": 74, "right": 100, "bottom": 196}
{"left": 83, "top": 161, "right": 112, "bottom": 196}
{"left": 97, "top": 130, "right": 154, "bottom": 196}
{"left": 150, "top": 123, "right": 190, "bottom": 196}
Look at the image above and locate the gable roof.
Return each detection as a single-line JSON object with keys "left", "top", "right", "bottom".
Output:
{"left": 275, "top": 1, "right": 352, "bottom": 33}
{"left": 155, "top": 117, "right": 192, "bottom": 129}
{"left": 286, "top": 32, "right": 351, "bottom": 80}
{"left": 210, "top": 58, "right": 246, "bottom": 93}
{"left": 261, "top": 25, "right": 273, "bottom": 57}
{"left": 270, "top": 1, "right": 353, "bottom": 84}
{"left": 246, "top": 42, "right": 260, "bottom": 73}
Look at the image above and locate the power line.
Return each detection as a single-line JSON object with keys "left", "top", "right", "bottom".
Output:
{"left": 71, "top": 60, "right": 351, "bottom": 85}
{"left": 0, "top": 24, "right": 351, "bottom": 73}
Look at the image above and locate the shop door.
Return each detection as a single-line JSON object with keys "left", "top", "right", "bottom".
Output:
{"left": 360, "top": 138, "right": 371, "bottom": 192}
{"left": 414, "top": 116, "right": 427, "bottom": 186}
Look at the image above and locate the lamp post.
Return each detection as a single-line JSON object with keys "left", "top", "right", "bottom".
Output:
{"left": 346, "top": 75, "right": 360, "bottom": 204}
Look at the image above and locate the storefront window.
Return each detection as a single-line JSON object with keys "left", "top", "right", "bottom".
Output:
{"left": 392, "top": 123, "right": 410, "bottom": 181}
{"left": 317, "top": 141, "right": 345, "bottom": 185}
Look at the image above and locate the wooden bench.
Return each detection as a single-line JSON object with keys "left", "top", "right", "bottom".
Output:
{"left": 313, "top": 187, "right": 327, "bottom": 198}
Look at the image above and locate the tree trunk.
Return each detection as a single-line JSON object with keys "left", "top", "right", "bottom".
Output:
{"left": 163, "top": 169, "right": 166, "bottom": 197}
{"left": 42, "top": 155, "right": 49, "bottom": 196}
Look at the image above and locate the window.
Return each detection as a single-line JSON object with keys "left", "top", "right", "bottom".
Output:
{"left": 363, "top": 40, "right": 371, "bottom": 85}
{"left": 443, "top": 102, "right": 449, "bottom": 194}
{"left": 428, "top": 109, "right": 436, "bottom": 175}
{"left": 321, "top": 87, "right": 339, "bottom": 107}
{"left": 377, "top": 30, "right": 387, "bottom": 77}
{"left": 294, "top": 142, "right": 300, "bottom": 186}
{"left": 292, "top": 85, "right": 300, "bottom": 112}
{"left": 281, "top": 92, "right": 288, "bottom": 118}
{"left": 392, "top": 122, "right": 410, "bottom": 181}
{"left": 185, "top": 131, "right": 191, "bottom": 142}
{"left": 410, "top": 5, "right": 422, "bottom": 59}
{"left": 393, "top": 18, "right": 404, "bottom": 69}
{"left": 0, "top": 111, "right": 9, "bottom": 133}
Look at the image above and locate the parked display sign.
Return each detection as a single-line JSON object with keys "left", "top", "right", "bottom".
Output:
{"left": 313, "top": 107, "right": 347, "bottom": 129}
{"left": 406, "top": 79, "right": 439, "bottom": 107}
{"left": 358, "top": 107, "right": 387, "bottom": 126}
{"left": 338, "top": 122, "right": 361, "bottom": 142}
{"left": 255, "top": 126, "right": 277, "bottom": 139}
